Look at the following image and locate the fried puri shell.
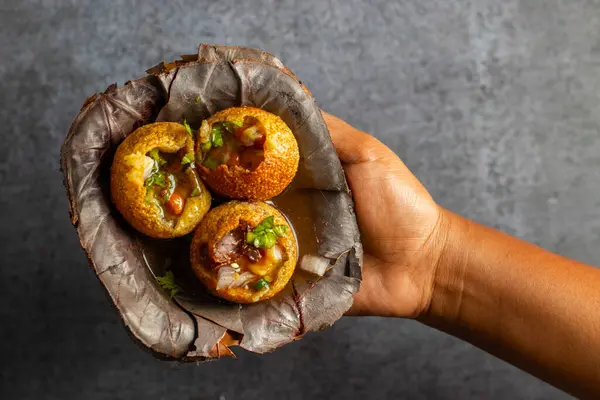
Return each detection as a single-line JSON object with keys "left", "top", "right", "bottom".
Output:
{"left": 111, "top": 122, "right": 211, "bottom": 238}
{"left": 196, "top": 107, "right": 299, "bottom": 200}
{"left": 190, "top": 201, "right": 297, "bottom": 303}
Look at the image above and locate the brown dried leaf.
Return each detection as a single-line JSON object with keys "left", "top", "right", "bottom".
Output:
{"left": 61, "top": 45, "right": 362, "bottom": 361}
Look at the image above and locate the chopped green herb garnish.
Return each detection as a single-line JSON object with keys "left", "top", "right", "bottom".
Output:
{"left": 202, "top": 156, "right": 219, "bottom": 170}
{"left": 210, "top": 126, "right": 224, "bottom": 148}
{"left": 145, "top": 170, "right": 166, "bottom": 188}
{"left": 254, "top": 278, "right": 269, "bottom": 291}
{"left": 199, "top": 121, "right": 241, "bottom": 157}
{"left": 211, "top": 124, "right": 223, "bottom": 134}
{"left": 148, "top": 148, "right": 166, "bottom": 166}
{"left": 246, "top": 216, "right": 288, "bottom": 249}
{"left": 182, "top": 119, "right": 193, "bottom": 137}
{"left": 210, "top": 121, "right": 241, "bottom": 143}
{"left": 221, "top": 121, "right": 242, "bottom": 132}
{"left": 190, "top": 187, "right": 200, "bottom": 197}
{"left": 273, "top": 225, "right": 288, "bottom": 237}
{"left": 181, "top": 152, "right": 195, "bottom": 165}
{"left": 195, "top": 96, "right": 201, "bottom": 103}
{"left": 156, "top": 271, "right": 182, "bottom": 298}
{"left": 200, "top": 141, "right": 212, "bottom": 153}
{"left": 253, "top": 216, "right": 274, "bottom": 232}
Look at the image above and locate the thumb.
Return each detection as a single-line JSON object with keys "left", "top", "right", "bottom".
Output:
{"left": 321, "top": 111, "right": 389, "bottom": 165}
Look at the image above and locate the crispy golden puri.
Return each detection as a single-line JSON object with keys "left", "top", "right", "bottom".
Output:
{"left": 111, "top": 122, "right": 211, "bottom": 238}
{"left": 195, "top": 107, "right": 299, "bottom": 200}
{"left": 190, "top": 201, "right": 297, "bottom": 303}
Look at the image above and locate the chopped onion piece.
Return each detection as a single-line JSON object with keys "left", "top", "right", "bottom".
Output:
{"left": 142, "top": 156, "right": 155, "bottom": 179}
{"left": 216, "top": 266, "right": 236, "bottom": 290}
{"left": 299, "top": 254, "right": 330, "bottom": 276}
{"left": 240, "top": 125, "right": 262, "bottom": 146}
{"left": 266, "top": 245, "right": 283, "bottom": 264}
{"left": 199, "top": 120, "right": 210, "bottom": 142}
{"left": 229, "top": 272, "right": 256, "bottom": 289}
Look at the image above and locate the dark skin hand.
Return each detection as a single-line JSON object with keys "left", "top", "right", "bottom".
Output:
{"left": 323, "top": 111, "right": 600, "bottom": 398}
{"left": 323, "top": 112, "right": 445, "bottom": 318}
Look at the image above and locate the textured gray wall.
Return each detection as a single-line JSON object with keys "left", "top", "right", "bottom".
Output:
{"left": 3, "top": 0, "right": 599, "bottom": 398}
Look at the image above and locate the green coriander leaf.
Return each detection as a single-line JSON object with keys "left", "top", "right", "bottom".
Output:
{"left": 211, "top": 124, "right": 223, "bottom": 135}
{"left": 246, "top": 216, "right": 288, "bottom": 248}
{"left": 211, "top": 127, "right": 224, "bottom": 147}
{"left": 254, "top": 278, "right": 269, "bottom": 291}
{"left": 190, "top": 187, "right": 200, "bottom": 197}
{"left": 249, "top": 232, "right": 269, "bottom": 248}
{"left": 273, "top": 225, "right": 288, "bottom": 236}
{"left": 254, "top": 216, "right": 275, "bottom": 233}
{"left": 148, "top": 148, "right": 166, "bottom": 166}
{"left": 221, "top": 121, "right": 241, "bottom": 133}
{"left": 264, "top": 216, "right": 275, "bottom": 227}
{"left": 200, "top": 141, "right": 212, "bottom": 153}
{"left": 154, "top": 172, "right": 166, "bottom": 188}
{"left": 148, "top": 148, "right": 160, "bottom": 159}
{"left": 181, "top": 152, "right": 195, "bottom": 165}
{"left": 144, "top": 175, "right": 155, "bottom": 188}
{"left": 203, "top": 156, "right": 219, "bottom": 170}
{"left": 182, "top": 119, "right": 194, "bottom": 137}
{"left": 263, "top": 232, "right": 276, "bottom": 248}
{"left": 195, "top": 96, "right": 201, "bottom": 103}
{"left": 212, "top": 133, "right": 223, "bottom": 147}
{"left": 145, "top": 170, "right": 166, "bottom": 188}
{"left": 156, "top": 271, "right": 182, "bottom": 298}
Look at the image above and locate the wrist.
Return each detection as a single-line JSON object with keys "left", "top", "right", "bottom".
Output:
{"left": 418, "top": 208, "right": 473, "bottom": 324}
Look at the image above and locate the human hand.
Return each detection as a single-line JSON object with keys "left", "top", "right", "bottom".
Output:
{"left": 324, "top": 112, "right": 600, "bottom": 397}
{"left": 323, "top": 112, "right": 447, "bottom": 318}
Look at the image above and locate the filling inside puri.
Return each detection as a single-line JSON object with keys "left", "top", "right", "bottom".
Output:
{"left": 197, "top": 116, "right": 270, "bottom": 171}
{"left": 201, "top": 216, "right": 290, "bottom": 293}
{"left": 142, "top": 147, "right": 203, "bottom": 222}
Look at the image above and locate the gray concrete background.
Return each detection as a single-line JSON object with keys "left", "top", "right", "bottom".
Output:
{"left": 2, "top": 0, "right": 598, "bottom": 398}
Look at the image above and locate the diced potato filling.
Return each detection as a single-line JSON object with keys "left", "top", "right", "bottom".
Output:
{"left": 143, "top": 148, "right": 202, "bottom": 221}
{"left": 198, "top": 117, "right": 267, "bottom": 171}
